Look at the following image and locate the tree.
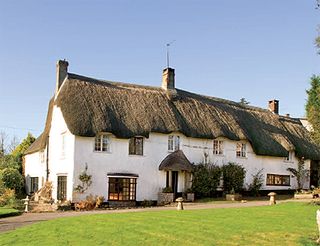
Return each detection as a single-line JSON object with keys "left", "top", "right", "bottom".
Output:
{"left": 222, "top": 162, "right": 246, "bottom": 193}
{"left": 306, "top": 75, "right": 320, "bottom": 145}
{"left": 192, "top": 163, "right": 221, "bottom": 198}
{"left": 11, "top": 133, "right": 35, "bottom": 157}
{"left": 239, "top": 98, "right": 250, "bottom": 105}
{"left": 0, "top": 168, "right": 25, "bottom": 197}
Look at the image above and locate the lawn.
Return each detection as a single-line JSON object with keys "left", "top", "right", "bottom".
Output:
{"left": 0, "top": 202, "right": 318, "bottom": 246}
{"left": 0, "top": 207, "right": 21, "bottom": 218}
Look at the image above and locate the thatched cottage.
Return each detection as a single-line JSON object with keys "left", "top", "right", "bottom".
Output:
{"left": 24, "top": 60, "right": 320, "bottom": 204}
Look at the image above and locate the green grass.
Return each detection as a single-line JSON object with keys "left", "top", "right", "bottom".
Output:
{"left": 0, "top": 202, "right": 319, "bottom": 245}
{"left": 0, "top": 207, "right": 22, "bottom": 218}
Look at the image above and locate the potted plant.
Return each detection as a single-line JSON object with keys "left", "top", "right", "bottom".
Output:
{"left": 225, "top": 188, "right": 242, "bottom": 201}
{"left": 185, "top": 188, "right": 195, "bottom": 202}
{"left": 158, "top": 187, "right": 174, "bottom": 205}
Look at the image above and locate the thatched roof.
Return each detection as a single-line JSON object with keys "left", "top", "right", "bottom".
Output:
{"left": 25, "top": 98, "right": 54, "bottom": 155}
{"left": 159, "top": 150, "right": 193, "bottom": 171}
{"left": 29, "top": 72, "right": 320, "bottom": 160}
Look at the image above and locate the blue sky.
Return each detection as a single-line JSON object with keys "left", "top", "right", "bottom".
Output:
{"left": 0, "top": 0, "right": 319, "bottom": 143}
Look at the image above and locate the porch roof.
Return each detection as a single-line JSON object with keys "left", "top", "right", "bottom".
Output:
{"left": 159, "top": 150, "right": 193, "bottom": 172}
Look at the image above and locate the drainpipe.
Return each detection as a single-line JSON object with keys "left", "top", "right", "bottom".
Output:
{"left": 46, "top": 136, "right": 50, "bottom": 181}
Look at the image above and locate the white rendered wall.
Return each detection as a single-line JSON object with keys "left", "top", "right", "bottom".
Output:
{"left": 47, "top": 106, "right": 75, "bottom": 201}
{"left": 24, "top": 150, "right": 47, "bottom": 194}
{"left": 73, "top": 132, "right": 309, "bottom": 201}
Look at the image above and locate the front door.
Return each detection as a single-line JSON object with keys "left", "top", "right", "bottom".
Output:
{"left": 172, "top": 171, "right": 178, "bottom": 198}
{"left": 57, "top": 176, "right": 67, "bottom": 201}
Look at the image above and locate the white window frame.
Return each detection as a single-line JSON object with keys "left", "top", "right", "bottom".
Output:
{"left": 168, "top": 135, "right": 180, "bottom": 152}
{"left": 284, "top": 151, "right": 293, "bottom": 162}
{"left": 129, "top": 136, "right": 144, "bottom": 156}
{"left": 39, "top": 151, "right": 45, "bottom": 163}
{"left": 61, "top": 133, "right": 66, "bottom": 158}
{"left": 213, "top": 140, "right": 224, "bottom": 155}
{"left": 236, "top": 142, "right": 246, "bottom": 158}
{"left": 94, "top": 134, "right": 111, "bottom": 153}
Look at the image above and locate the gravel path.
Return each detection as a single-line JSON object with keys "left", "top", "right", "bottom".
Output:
{"left": 0, "top": 200, "right": 283, "bottom": 234}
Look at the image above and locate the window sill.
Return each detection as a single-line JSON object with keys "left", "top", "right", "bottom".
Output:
{"left": 128, "top": 154, "right": 145, "bottom": 157}
{"left": 93, "top": 151, "right": 111, "bottom": 154}
{"left": 266, "top": 184, "right": 291, "bottom": 187}
{"left": 284, "top": 160, "right": 294, "bottom": 163}
{"left": 213, "top": 154, "right": 225, "bottom": 157}
{"left": 236, "top": 156, "right": 247, "bottom": 159}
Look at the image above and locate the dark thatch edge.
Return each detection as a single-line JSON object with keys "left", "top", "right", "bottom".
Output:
{"left": 159, "top": 150, "right": 193, "bottom": 171}
{"left": 36, "top": 72, "right": 319, "bottom": 161}
{"left": 24, "top": 98, "right": 54, "bottom": 155}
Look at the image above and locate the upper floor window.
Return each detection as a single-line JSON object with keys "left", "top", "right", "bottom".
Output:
{"left": 129, "top": 137, "right": 143, "bottom": 155}
{"left": 95, "top": 134, "right": 111, "bottom": 152}
{"left": 236, "top": 143, "right": 246, "bottom": 158}
{"left": 61, "top": 133, "right": 66, "bottom": 157}
{"left": 39, "top": 151, "right": 45, "bottom": 163}
{"left": 284, "top": 151, "right": 293, "bottom": 162}
{"left": 213, "top": 140, "right": 223, "bottom": 155}
{"left": 168, "top": 135, "right": 180, "bottom": 152}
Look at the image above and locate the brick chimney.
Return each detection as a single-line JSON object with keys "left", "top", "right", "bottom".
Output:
{"left": 56, "top": 60, "right": 69, "bottom": 94}
{"left": 162, "top": 67, "right": 175, "bottom": 90}
{"left": 268, "top": 99, "right": 279, "bottom": 114}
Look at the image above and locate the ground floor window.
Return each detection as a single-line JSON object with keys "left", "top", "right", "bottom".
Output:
{"left": 266, "top": 174, "right": 290, "bottom": 186}
{"left": 108, "top": 177, "right": 136, "bottom": 201}
{"left": 30, "top": 177, "right": 39, "bottom": 193}
{"left": 57, "top": 176, "right": 67, "bottom": 201}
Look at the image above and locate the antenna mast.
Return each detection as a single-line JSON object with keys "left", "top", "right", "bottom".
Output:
{"left": 166, "top": 40, "right": 175, "bottom": 68}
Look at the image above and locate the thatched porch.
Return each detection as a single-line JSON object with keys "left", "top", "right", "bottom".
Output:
{"left": 159, "top": 150, "right": 193, "bottom": 197}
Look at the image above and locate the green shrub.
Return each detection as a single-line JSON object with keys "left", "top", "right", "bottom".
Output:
{"left": 247, "top": 169, "right": 264, "bottom": 196}
{"left": 222, "top": 162, "right": 246, "bottom": 193}
{"left": 192, "top": 163, "right": 222, "bottom": 198}
{"left": 0, "top": 168, "right": 25, "bottom": 197}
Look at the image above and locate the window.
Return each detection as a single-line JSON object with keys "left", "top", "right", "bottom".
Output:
{"left": 94, "top": 134, "right": 111, "bottom": 152}
{"left": 61, "top": 133, "right": 66, "bottom": 157}
{"left": 30, "top": 177, "right": 39, "bottom": 193}
{"left": 57, "top": 176, "right": 67, "bottom": 201}
{"left": 284, "top": 152, "right": 293, "bottom": 162}
{"left": 129, "top": 137, "right": 143, "bottom": 155}
{"left": 39, "top": 151, "right": 45, "bottom": 163}
{"left": 266, "top": 174, "right": 290, "bottom": 186}
{"left": 213, "top": 140, "right": 223, "bottom": 155}
{"left": 236, "top": 143, "right": 246, "bottom": 158}
{"left": 168, "top": 135, "right": 180, "bottom": 152}
{"left": 108, "top": 178, "right": 137, "bottom": 201}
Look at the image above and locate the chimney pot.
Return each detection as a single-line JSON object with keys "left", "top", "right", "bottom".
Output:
{"left": 56, "top": 59, "right": 69, "bottom": 94}
{"left": 162, "top": 67, "right": 175, "bottom": 90}
{"left": 268, "top": 100, "right": 279, "bottom": 114}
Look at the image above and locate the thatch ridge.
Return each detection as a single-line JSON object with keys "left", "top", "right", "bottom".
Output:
{"left": 25, "top": 98, "right": 54, "bottom": 155}
{"left": 53, "top": 73, "right": 320, "bottom": 160}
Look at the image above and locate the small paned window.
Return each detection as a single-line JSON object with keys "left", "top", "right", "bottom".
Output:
{"left": 236, "top": 143, "right": 246, "bottom": 158}
{"left": 30, "top": 177, "right": 39, "bottom": 193}
{"left": 39, "top": 151, "right": 45, "bottom": 163}
{"left": 108, "top": 178, "right": 137, "bottom": 201}
{"left": 266, "top": 174, "right": 290, "bottom": 186}
{"left": 213, "top": 140, "right": 224, "bottom": 155}
{"left": 284, "top": 152, "right": 293, "bottom": 162}
{"left": 168, "top": 135, "right": 180, "bottom": 152}
{"left": 129, "top": 137, "right": 143, "bottom": 155}
{"left": 61, "top": 133, "right": 66, "bottom": 157}
{"left": 94, "top": 134, "right": 111, "bottom": 152}
{"left": 57, "top": 176, "right": 67, "bottom": 201}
